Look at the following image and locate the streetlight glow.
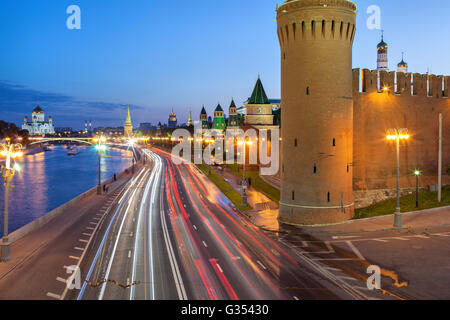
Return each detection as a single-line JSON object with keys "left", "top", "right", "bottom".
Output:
{"left": 386, "top": 128, "right": 410, "bottom": 228}
{"left": 1, "top": 140, "right": 24, "bottom": 262}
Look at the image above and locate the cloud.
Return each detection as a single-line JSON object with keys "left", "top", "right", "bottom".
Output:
{"left": 0, "top": 81, "right": 145, "bottom": 128}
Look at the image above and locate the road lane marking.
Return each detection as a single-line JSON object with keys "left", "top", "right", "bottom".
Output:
{"left": 74, "top": 247, "right": 85, "bottom": 251}
{"left": 257, "top": 260, "right": 267, "bottom": 270}
{"left": 99, "top": 168, "right": 146, "bottom": 300}
{"left": 160, "top": 168, "right": 188, "bottom": 300}
{"left": 372, "top": 239, "right": 389, "bottom": 243}
{"left": 325, "top": 267, "right": 341, "bottom": 272}
{"left": 413, "top": 235, "right": 430, "bottom": 239}
{"left": 86, "top": 227, "right": 95, "bottom": 230}
{"left": 76, "top": 168, "right": 147, "bottom": 301}
{"left": 202, "top": 241, "right": 208, "bottom": 248}
{"left": 79, "top": 239, "right": 88, "bottom": 243}
{"left": 392, "top": 237, "right": 409, "bottom": 241}
{"left": 69, "top": 256, "right": 80, "bottom": 261}
{"left": 128, "top": 250, "right": 132, "bottom": 259}
{"left": 47, "top": 292, "right": 61, "bottom": 299}
{"left": 82, "top": 233, "right": 92, "bottom": 237}
{"left": 93, "top": 217, "right": 101, "bottom": 221}
{"left": 332, "top": 235, "right": 360, "bottom": 240}
{"left": 216, "top": 263, "right": 223, "bottom": 273}
{"left": 325, "top": 241, "right": 335, "bottom": 253}
{"left": 346, "top": 241, "right": 365, "bottom": 260}
{"left": 89, "top": 222, "right": 97, "bottom": 226}
{"left": 130, "top": 232, "right": 133, "bottom": 238}
{"left": 193, "top": 225, "right": 198, "bottom": 230}
{"left": 312, "top": 258, "right": 358, "bottom": 261}
{"left": 338, "top": 276, "right": 359, "bottom": 281}
{"left": 56, "top": 277, "right": 67, "bottom": 284}
{"left": 293, "top": 296, "right": 300, "bottom": 300}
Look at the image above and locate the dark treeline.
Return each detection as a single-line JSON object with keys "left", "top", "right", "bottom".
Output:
{"left": 0, "top": 120, "right": 29, "bottom": 140}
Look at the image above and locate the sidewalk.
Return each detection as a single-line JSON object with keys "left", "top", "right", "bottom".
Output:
{"left": 300, "top": 206, "right": 450, "bottom": 236}
{"left": 0, "top": 165, "right": 140, "bottom": 287}
{"left": 212, "top": 166, "right": 280, "bottom": 232}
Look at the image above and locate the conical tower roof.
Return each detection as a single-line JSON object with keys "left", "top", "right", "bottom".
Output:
{"left": 215, "top": 104, "right": 223, "bottom": 112}
{"left": 248, "top": 76, "right": 270, "bottom": 105}
{"left": 229, "top": 99, "right": 237, "bottom": 109}
{"left": 125, "top": 105, "right": 132, "bottom": 124}
{"left": 201, "top": 106, "right": 207, "bottom": 115}
{"left": 377, "top": 33, "right": 388, "bottom": 49}
{"left": 398, "top": 53, "right": 408, "bottom": 67}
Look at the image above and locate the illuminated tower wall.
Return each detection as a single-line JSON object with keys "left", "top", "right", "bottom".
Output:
{"left": 277, "top": 0, "right": 356, "bottom": 225}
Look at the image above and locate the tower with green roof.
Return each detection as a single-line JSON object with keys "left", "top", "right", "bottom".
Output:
{"left": 200, "top": 106, "right": 209, "bottom": 130}
{"left": 228, "top": 99, "right": 239, "bottom": 127}
{"left": 245, "top": 76, "right": 274, "bottom": 126}
{"left": 187, "top": 109, "right": 194, "bottom": 127}
{"left": 124, "top": 104, "right": 134, "bottom": 137}
{"left": 212, "top": 104, "right": 226, "bottom": 131}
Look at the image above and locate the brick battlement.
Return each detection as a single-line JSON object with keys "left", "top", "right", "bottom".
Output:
{"left": 277, "top": 0, "right": 356, "bottom": 46}
{"left": 278, "top": 0, "right": 356, "bottom": 12}
{"left": 353, "top": 68, "right": 450, "bottom": 98}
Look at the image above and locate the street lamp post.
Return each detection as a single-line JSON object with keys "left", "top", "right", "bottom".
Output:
{"left": 387, "top": 129, "right": 409, "bottom": 228}
{"left": 1, "top": 139, "right": 23, "bottom": 262}
{"left": 238, "top": 138, "right": 252, "bottom": 207}
{"left": 414, "top": 170, "right": 421, "bottom": 209}
{"left": 94, "top": 136, "right": 106, "bottom": 195}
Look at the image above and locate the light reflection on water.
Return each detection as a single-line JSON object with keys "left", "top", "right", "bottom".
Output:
{"left": 0, "top": 145, "right": 133, "bottom": 236}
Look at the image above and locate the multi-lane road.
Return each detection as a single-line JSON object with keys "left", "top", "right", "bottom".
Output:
{"left": 67, "top": 148, "right": 361, "bottom": 300}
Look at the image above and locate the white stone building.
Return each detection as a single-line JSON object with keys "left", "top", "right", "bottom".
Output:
{"left": 22, "top": 105, "right": 55, "bottom": 136}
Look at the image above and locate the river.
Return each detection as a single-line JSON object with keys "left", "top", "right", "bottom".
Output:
{"left": 0, "top": 145, "right": 133, "bottom": 236}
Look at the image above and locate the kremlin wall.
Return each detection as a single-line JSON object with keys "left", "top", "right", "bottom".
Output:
{"left": 352, "top": 69, "right": 450, "bottom": 207}
{"left": 276, "top": 0, "right": 450, "bottom": 225}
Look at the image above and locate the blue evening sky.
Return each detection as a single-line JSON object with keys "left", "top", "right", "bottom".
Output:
{"left": 0, "top": 0, "right": 449, "bottom": 129}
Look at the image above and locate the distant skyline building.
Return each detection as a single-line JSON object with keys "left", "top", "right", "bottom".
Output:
{"left": 245, "top": 76, "right": 274, "bottom": 127}
{"left": 22, "top": 104, "right": 55, "bottom": 136}
{"left": 139, "top": 122, "right": 153, "bottom": 133}
{"left": 187, "top": 109, "right": 194, "bottom": 127}
{"left": 168, "top": 109, "right": 178, "bottom": 128}
{"left": 397, "top": 53, "right": 408, "bottom": 73}
{"left": 377, "top": 33, "right": 388, "bottom": 71}
{"left": 200, "top": 106, "right": 208, "bottom": 130}
{"left": 228, "top": 99, "right": 239, "bottom": 127}
{"left": 124, "top": 105, "right": 134, "bottom": 137}
{"left": 212, "top": 104, "right": 226, "bottom": 131}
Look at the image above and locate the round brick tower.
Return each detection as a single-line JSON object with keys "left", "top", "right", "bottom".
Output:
{"left": 277, "top": 0, "right": 356, "bottom": 225}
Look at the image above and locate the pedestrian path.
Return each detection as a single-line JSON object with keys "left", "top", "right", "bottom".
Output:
{"left": 212, "top": 166, "right": 280, "bottom": 232}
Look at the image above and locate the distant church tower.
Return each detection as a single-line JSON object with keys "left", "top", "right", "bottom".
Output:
{"left": 168, "top": 109, "right": 178, "bottom": 128}
{"left": 277, "top": 0, "right": 356, "bottom": 225}
{"left": 397, "top": 53, "right": 408, "bottom": 73}
{"left": 228, "top": 99, "right": 239, "bottom": 127}
{"left": 200, "top": 106, "right": 208, "bottom": 130}
{"left": 212, "top": 104, "right": 226, "bottom": 131}
{"left": 377, "top": 32, "right": 388, "bottom": 71}
{"left": 124, "top": 105, "right": 134, "bottom": 137}
{"left": 187, "top": 109, "right": 194, "bottom": 127}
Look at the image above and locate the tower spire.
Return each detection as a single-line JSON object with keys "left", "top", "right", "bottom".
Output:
{"left": 124, "top": 104, "right": 133, "bottom": 137}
